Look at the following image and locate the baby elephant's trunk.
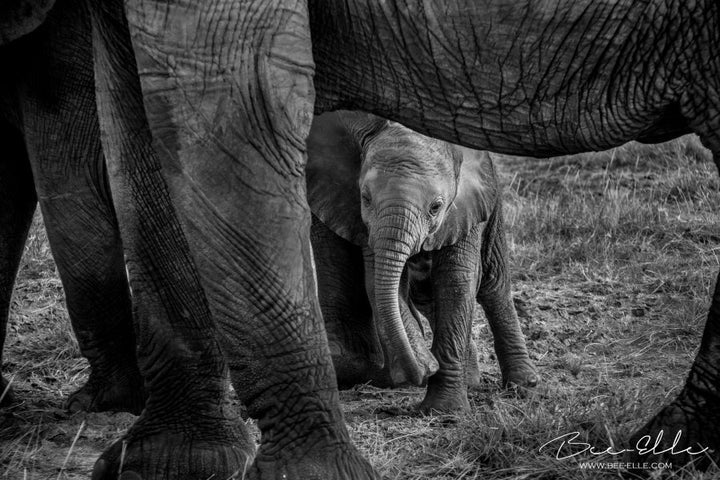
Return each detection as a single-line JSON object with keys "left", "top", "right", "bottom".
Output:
{"left": 372, "top": 207, "right": 438, "bottom": 386}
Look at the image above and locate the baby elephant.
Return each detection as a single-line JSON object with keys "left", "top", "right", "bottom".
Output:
{"left": 306, "top": 111, "right": 538, "bottom": 413}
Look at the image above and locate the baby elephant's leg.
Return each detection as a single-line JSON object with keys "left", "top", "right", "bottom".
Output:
{"left": 408, "top": 258, "right": 480, "bottom": 387}
{"left": 419, "top": 224, "right": 485, "bottom": 414}
{"left": 477, "top": 205, "right": 538, "bottom": 392}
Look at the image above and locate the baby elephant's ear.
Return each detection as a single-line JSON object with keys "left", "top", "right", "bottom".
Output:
{"left": 306, "top": 112, "right": 367, "bottom": 245}
{"left": 423, "top": 148, "right": 497, "bottom": 250}
{"left": 1, "top": 0, "right": 55, "bottom": 45}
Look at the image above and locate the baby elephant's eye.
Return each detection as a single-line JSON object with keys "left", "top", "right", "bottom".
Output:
{"left": 361, "top": 191, "right": 372, "bottom": 208}
{"left": 429, "top": 199, "right": 444, "bottom": 216}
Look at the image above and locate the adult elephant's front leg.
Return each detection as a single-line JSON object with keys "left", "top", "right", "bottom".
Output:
{"left": 90, "top": 2, "right": 253, "bottom": 479}
{"left": 92, "top": 0, "right": 376, "bottom": 479}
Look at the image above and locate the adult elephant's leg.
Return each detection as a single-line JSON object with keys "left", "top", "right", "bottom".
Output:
{"left": 41, "top": 195, "right": 144, "bottom": 414}
{"left": 34, "top": 185, "right": 144, "bottom": 414}
{"left": 419, "top": 224, "right": 484, "bottom": 414}
{"left": 17, "top": 0, "right": 143, "bottom": 414}
{"left": 310, "top": 214, "right": 382, "bottom": 388}
{"left": 89, "top": 2, "right": 254, "bottom": 479}
{"left": 476, "top": 204, "right": 538, "bottom": 391}
{"left": 0, "top": 124, "right": 36, "bottom": 407}
{"left": 627, "top": 121, "right": 720, "bottom": 467}
{"left": 92, "top": 0, "right": 376, "bottom": 478}
{"left": 39, "top": 199, "right": 143, "bottom": 415}
{"left": 628, "top": 270, "right": 720, "bottom": 469}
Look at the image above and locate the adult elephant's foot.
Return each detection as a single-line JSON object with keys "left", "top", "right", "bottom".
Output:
{"left": 91, "top": 418, "right": 254, "bottom": 480}
{"left": 0, "top": 374, "right": 16, "bottom": 406}
{"left": 250, "top": 438, "right": 378, "bottom": 479}
{"left": 419, "top": 374, "right": 471, "bottom": 414}
{"left": 625, "top": 390, "right": 720, "bottom": 471}
{"left": 65, "top": 367, "right": 145, "bottom": 415}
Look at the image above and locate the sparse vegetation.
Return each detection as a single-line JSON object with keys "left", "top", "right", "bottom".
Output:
{"left": 1, "top": 135, "right": 719, "bottom": 479}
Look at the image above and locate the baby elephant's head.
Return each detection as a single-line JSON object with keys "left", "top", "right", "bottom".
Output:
{"left": 358, "top": 122, "right": 462, "bottom": 255}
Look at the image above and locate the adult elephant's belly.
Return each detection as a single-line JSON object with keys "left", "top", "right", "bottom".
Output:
{"left": 309, "top": 0, "right": 689, "bottom": 157}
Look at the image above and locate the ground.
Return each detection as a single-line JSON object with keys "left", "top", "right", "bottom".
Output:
{"left": 1, "top": 135, "right": 719, "bottom": 479}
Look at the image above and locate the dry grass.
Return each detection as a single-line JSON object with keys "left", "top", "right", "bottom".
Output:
{"left": 1, "top": 135, "right": 719, "bottom": 479}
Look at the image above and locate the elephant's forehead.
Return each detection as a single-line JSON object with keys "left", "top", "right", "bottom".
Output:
{"left": 363, "top": 166, "right": 446, "bottom": 202}
{"left": 365, "top": 139, "right": 455, "bottom": 179}
{"left": 374, "top": 123, "right": 449, "bottom": 156}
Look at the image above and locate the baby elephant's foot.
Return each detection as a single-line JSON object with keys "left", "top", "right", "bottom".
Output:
{"left": 501, "top": 364, "right": 539, "bottom": 396}
{"left": 65, "top": 367, "right": 145, "bottom": 415}
{"left": 418, "top": 392, "right": 470, "bottom": 415}
{"left": 418, "top": 375, "right": 470, "bottom": 415}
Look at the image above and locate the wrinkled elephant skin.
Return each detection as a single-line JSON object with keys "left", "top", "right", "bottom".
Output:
{"left": 4, "top": 0, "right": 720, "bottom": 478}
{"left": 0, "top": 0, "right": 143, "bottom": 415}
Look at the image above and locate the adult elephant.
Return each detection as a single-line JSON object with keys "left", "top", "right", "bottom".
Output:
{"left": 4, "top": 0, "right": 717, "bottom": 479}
{"left": 0, "top": 0, "right": 143, "bottom": 414}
